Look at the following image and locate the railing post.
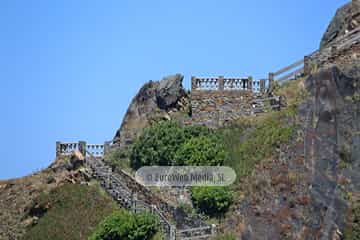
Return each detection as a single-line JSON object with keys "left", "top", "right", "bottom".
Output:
{"left": 191, "top": 76, "right": 197, "bottom": 91}
{"left": 248, "top": 76, "right": 253, "bottom": 92}
{"left": 107, "top": 167, "right": 112, "bottom": 189}
{"left": 170, "top": 225, "right": 176, "bottom": 240}
{"left": 78, "top": 141, "right": 87, "bottom": 157}
{"left": 260, "top": 79, "right": 266, "bottom": 93}
{"left": 304, "top": 55, "right": 311, "bottom": 75}
{"left": 131, "top": 193, "right": 138, "bottom": 213}
{"left": 218, "top": 76, "right": 224, "bottom": 91}
{"left": 268, "top": 72, "right": 275, "bottom": 91}
{"left": 104, "top": 141, "right": 111, "bottom": 156}
{"left": 56, "top": 141, "right": 61, "bottom": 157}
{"left": 150, "top": 204, "right": 155, "bottom": 214}
{"left": 211, "top": 224, "right": 217, "bottom": 236}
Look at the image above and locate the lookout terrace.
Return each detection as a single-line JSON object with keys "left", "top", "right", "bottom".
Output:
{"left": 190, "top": 76, "right": 279, "bottom": 127}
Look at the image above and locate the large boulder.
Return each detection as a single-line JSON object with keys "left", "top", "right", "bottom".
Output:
{"left": 156, "top": 74, "right": 185, "bottom": 110}
{"left": 113, "top": 74, "right": 189, "bottom": 149}
{"left": 320, "top": 1, "right": 360, "bottom": 49}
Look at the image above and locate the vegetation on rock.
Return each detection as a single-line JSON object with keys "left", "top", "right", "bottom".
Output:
{"left": 191, "top": 186, "right": 233, "bottom": 217}
{"left": 345, "top": 202, "right": 360, "bottom": 240}
{"left": 213, "top": 233, "right": 237, "bottom": 240}
{"left": 89, "top": 209, "right": 159, "bottom": 240}
{"left": 273, "top": 77, "right": 308, "bottom": 107}
{"left": 22, "top": 183, "right": 118, "bottom": 240}
{"left": 222, "top": 107, "right": 296, "bottom": 180}
{"left": 130, "top": 121, "right": 224, "bottom": 169}
{"left": 105, "top": 148, "right": 131, "bottom": 171}
{"left": 174, "top": 135, "right": 228, "bottom": 166}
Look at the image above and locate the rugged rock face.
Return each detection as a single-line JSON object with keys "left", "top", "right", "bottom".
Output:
{"left": 320, "top": 1, "right": 360, "bottom": 49}
{"left": 113, "top": 74, "right": 189, "bottom": 149}
{"left": 224, "top": 65, "right": 360, "bottom": 239}
{"left": 156, "top": 74, "right": 186, "bottom": 110}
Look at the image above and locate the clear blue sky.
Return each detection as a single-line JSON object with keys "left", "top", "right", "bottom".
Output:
{"left": 0, "top": 0, "right": 348, "bottom": 179}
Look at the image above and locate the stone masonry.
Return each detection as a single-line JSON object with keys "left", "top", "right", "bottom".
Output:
{"left": 190, "top": 76, "right": 275, "bottom": 128}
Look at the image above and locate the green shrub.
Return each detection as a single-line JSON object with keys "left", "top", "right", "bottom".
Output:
{"left": 130, "top": 121, "right": 186, "bottom": 169}
{"left": 177, "top": 202, "right": 196, "bottom": 216}
{"left": 89, "top": 209, "right": 159, "bottom": 240}
{"left": 191, "top": 187, "right": 233, "bottom": 217}
{"left": 175, "top": 135, "right": 228, "bottom": 166}
{"left": 130, "top": 121, "right": 220, "bottom": 169}
{"left": 105, "top": 149, "right": 131, "bottom": 170}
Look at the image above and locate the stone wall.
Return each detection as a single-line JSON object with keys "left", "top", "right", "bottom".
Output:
{"left": 189, "top": 75, "right": 281, "bottom": 128}
{"left": 191, "top": 90, "right": 254, "bottom": 128}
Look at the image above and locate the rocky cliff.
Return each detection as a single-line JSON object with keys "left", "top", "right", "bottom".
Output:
{"left": 320, "top": 0, "right": 360, "bottom": 48}
{"left": 112, "top": 74, "right": 190, "bottom": 149}
{"left": 222, "top": 63, "right": 360, "bottom": 240}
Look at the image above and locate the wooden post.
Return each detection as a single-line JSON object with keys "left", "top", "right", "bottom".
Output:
{"left": 304, "top": 56, "right": 311, "bottom": 75}
{"left": 218, "top": 76, "right": 224, "bottom": 91}
{"left": 268, "top": 72, "right": 275, "bottom": 91}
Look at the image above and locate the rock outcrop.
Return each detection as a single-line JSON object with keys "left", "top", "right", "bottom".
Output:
{"left": 113, "top": 74, "right": 189, "bottom": 149}
{"left": 320, "top": 1, "right": 360, "bottom": 49}
{"left": 0, "top": 153, "right": 90, "bottom": 240}
{"left": 224, "top": 65, "right": 360, "bottom": 239}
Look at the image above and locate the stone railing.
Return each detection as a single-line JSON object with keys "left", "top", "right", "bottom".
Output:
{"left": 86, "top": 144, "right": 105, "bottom": 157}
{"left": 191, "top": 76, "right": 254, "bottom": 92}
{"left": 56, "top": 141, "right": 86, "bottom": 157}
{"left": 56, "top": 140, "right": 115, "bottom": 158}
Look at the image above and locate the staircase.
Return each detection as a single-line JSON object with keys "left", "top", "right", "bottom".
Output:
{"left": 84, "top": 152, "right": 214, "bottom": 240}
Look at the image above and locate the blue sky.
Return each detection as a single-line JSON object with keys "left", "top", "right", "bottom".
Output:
{"left": 0, "top": 0, "right": 348, "bottom": 179}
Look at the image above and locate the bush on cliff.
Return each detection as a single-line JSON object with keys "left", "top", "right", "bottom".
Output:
{"left": 105, "top": 148, "right": 131, "bottom": 171}
{"left": 130, "top": 121, "right": 224, "bottom": 169}
{"left": 175, "top": 135, "right": 228, "bottom": 166}
{"left": 89, "top": 209, "right": 159, "bottom": 240}
{"left": 191, "top": 186, "right": 233, "bottom": 217}
{"left": 130, "top": 121, "right": 186, "bottom": 169}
